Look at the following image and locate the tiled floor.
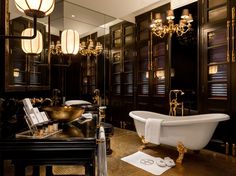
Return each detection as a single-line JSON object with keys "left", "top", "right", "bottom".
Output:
{"left": 4, "top": 127, "right": 236, "bottom": 175}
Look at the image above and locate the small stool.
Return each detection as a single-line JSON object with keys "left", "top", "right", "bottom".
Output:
{"left": 101, "top": 122, "right": 114, "bottom": 155}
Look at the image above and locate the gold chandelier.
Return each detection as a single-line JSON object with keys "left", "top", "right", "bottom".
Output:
{"left": 150, "top": 9, "right": 193, "bottom": 38}
{"left": 79, "top": 39, "right": 103, "bottom": 56}
{"left": 50, "top": 41, "right": 62, "bottom": 55}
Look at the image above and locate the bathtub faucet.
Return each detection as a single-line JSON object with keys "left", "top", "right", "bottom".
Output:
{"left": 93, "top": 89, "right": 101, "bottom": 106}
{"left": 169, "top": 90, "right": 184, "bottom": 116}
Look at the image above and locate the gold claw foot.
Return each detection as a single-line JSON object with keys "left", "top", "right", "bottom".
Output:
{"left": 139, "top": 136, "right": 149, "bottom": 150}
{"left": 176, "top": 142, "right": 187, "bottom": 164}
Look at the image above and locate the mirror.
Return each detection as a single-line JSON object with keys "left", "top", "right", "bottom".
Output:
{"left": 6, "top": 0, "right": 135, "bottom": 105}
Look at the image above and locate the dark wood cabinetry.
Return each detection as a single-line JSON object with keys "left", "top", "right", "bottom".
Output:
{"left": 199, "top": 0, "right": 236, "bottom": 152}
{"left": 79, "top": 33, "right": 109, "bottom": 102}
{"left": 109, "top": 22, "right": 135, "bottom": 129}
{"left": 80, "top": 33, "right": 98, "bottom": 101}
{"left": 135, "top": 4, "right": 170, "bottom": 113}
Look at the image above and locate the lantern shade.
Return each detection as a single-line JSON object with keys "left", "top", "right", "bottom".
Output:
{"left": 61, "top": 29, "right": 80, "bottom": 55}
{"left": 14, "top": 0, "right": 55, "bottom": 18}
{"left": 21, "top": 28, "right": 43, "bottom": 54}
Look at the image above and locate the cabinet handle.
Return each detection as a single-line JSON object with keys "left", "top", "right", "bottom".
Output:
{"left": 148, "top": 41, "right": 151, "bottom": 70}
{"left": 227, "top": 20, "right": 230, "bottom": 63}
{"left": 232, "top": 7, "right": 235, "bottom": 62}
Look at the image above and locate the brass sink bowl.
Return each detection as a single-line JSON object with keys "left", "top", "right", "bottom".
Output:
{"left": 42, "top": 106, "right": 85, "bottom": 122}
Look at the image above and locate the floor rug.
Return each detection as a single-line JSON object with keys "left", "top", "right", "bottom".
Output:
{"left": 121, "top": 151, "right": 171, "bottom": 175}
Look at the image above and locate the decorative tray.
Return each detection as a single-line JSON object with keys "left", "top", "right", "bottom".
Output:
{"left": 16, "top": 129, "right": 63, "bottom": 139}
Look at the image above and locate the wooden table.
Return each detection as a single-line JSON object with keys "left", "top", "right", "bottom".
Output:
{"left": 0, "top": 118, "right": 97, "bottom": 176}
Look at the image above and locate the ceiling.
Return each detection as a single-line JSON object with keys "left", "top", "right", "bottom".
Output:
{"left": 9, "top": 0, "right": 197, "bottom": 37}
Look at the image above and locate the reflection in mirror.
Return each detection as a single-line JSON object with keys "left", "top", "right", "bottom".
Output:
{"left": 7, "top": 0, "right": 134, "bottom": 105}
{"left": 6, "top": 0, "right": 163, "bottom": 106}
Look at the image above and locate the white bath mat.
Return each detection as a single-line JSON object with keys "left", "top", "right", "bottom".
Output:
{"left": 121, "top": 151, "right": 171, "bottom": 175}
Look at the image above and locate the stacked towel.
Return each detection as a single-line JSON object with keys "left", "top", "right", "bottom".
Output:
{"left": 98, "top": 126, "right": 108, "bottom": 176}
{"left": 145, "top": 118, "right": 164, "bottom": 145}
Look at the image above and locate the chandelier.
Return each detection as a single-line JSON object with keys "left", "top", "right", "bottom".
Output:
{"left": 79, "top": 39, "right": 103, "bottom": 56}
{"left": 150, "top": 9, "right": 193, "bottom": 38}
{"left": 50, "top": 41, "right": 62, "bottom": 55}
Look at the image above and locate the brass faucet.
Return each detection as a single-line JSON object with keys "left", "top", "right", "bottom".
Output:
{"left": 169, "top": 90, "right": 184, "bottom": 116}
{"left": 52, "top": 89, "right": 61, "bottom": 106}
{"left": 93, "top": 89, "right": 101, "bottom": 106}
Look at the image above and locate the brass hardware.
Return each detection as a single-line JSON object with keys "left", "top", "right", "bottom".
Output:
{"left": 120, "top": 121, "right": 123, "bottom": 128}
{"left": 176, "top": 142, "right": 187, "bottom": 164}
{"left": 123, "top": 121, "right": 127, "bottom": 129}
{"left": 151, "top": 9, "right": 193, "bottom": 38}
{"left": 232, "top": 7, "right": 235, "bottom": 62}
{"left": 169, "top": 90, "right": 184, "bottom": 116}
{"left": 225, "top": 142, "right": 229, "bottom": 155}
{"left": 232, "top": 144, "right": 236, "bottom": 157}
{"left": 148, "top": 41, "right": 151, "bottom": 71}
{"left": 139, "top": 136, "right": 148, "bottom": 150}
{"left": 227, "top": 20, "right": 230, "bottom": 63}
{"left": 93, "top": 89, "right": 101, "bottom": 106}
{"left": 98, "top": 105, "right": 106, "bottom": 126}
{"left": 96, "top": 138, "right": 105, "bottom": 144}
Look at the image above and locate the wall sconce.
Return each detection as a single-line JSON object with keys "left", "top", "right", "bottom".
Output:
{"left": 150, "top": 9, "right": 193, "bottom": 38}
{"left": 79, "top": 39, "right": 103, "bottom": 56}
{"left": 145, "top": 71, "right": 149, "bottom": 78}
{"left": 1, "top": 0, "right": 55, "bottom": 39}
{"left": 13, "top": 68, "right": 20, "bottom": 77}
{"left": 156, "top": 70, "right": 165, "bottom": 79}
{"left": 21, "top": 28, "right": 43, "bottom": 54}
{"left": 209, "top": 65, "right": 218, "bottom": 74}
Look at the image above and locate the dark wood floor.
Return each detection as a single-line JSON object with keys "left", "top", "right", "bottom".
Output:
{"left": 4, "top": 127, "right": 236, "bottom": 176}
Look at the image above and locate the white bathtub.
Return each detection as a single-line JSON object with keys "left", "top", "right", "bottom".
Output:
{"left": 129, "top": 111, "right": 230, "bottom": 150}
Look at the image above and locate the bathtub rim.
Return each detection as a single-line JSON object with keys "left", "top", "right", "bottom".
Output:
{"left": 129, "top": 111, "right": 230, "bottom": 126}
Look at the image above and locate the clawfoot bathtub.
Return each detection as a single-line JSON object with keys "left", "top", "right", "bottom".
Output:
{"left": 129, "top": 111, "right": 230, "bottom": 164}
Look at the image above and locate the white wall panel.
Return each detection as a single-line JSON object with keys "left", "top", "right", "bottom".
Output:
{"left": 171, "top": 0, "right": 197, "bottom": 9}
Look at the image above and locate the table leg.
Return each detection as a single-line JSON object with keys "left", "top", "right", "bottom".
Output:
{"left": 14, "top": 163, "right": 26, "bottom": 176}
{"left": 46, "top": 165, "right": 53, "bottom": 176}
{"left": 32, "top": 166, "right": 40, "bottom": 176}
{"left": 85, "top": 163, "right": 92, "bottom": 176}
{"left": 0, "top": 156, "right": 3, "bottom": 176}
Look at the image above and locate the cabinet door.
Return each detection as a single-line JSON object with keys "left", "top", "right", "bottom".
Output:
{"left": 202, "top": 26, "right": 229, "bottom": 112}
{"left": 111, "top": 51, "right": 122, "bottom": 95}
{"left": 81, "top": 55, "right": 97, "bottom": 95}
{"left": 136, "top": 14, "right": 151, "bottom": 97}
{"left": 137, "top": 44, "right": 150, "bottom": 96}
{"left": 200, "top": 0, "right": 231, "bottom": 113}
{"left": 152, "top": 41, "right": 167, "bottom": 97}
{"left": 136, "top": 7, "right": 169, "bottom": 109}
{"left": 123, "top": 24, "right": 135, "bottom": 97}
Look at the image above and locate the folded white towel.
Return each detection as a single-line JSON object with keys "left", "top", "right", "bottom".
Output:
{"left": 98, "top": 126, "right": 108, "bottom": 176}
{"left": 65, "top": 100, "right": 91, "bottom": 106}
{"left": 145, "top": 118, "right": 164, "bottom": 145}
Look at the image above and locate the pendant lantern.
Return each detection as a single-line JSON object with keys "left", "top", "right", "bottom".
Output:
{"left": 21, "top": 28, "right": 43, "bottom": 54}
{"left": 61, "top": 29, "right": 80, "bottom": 55}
